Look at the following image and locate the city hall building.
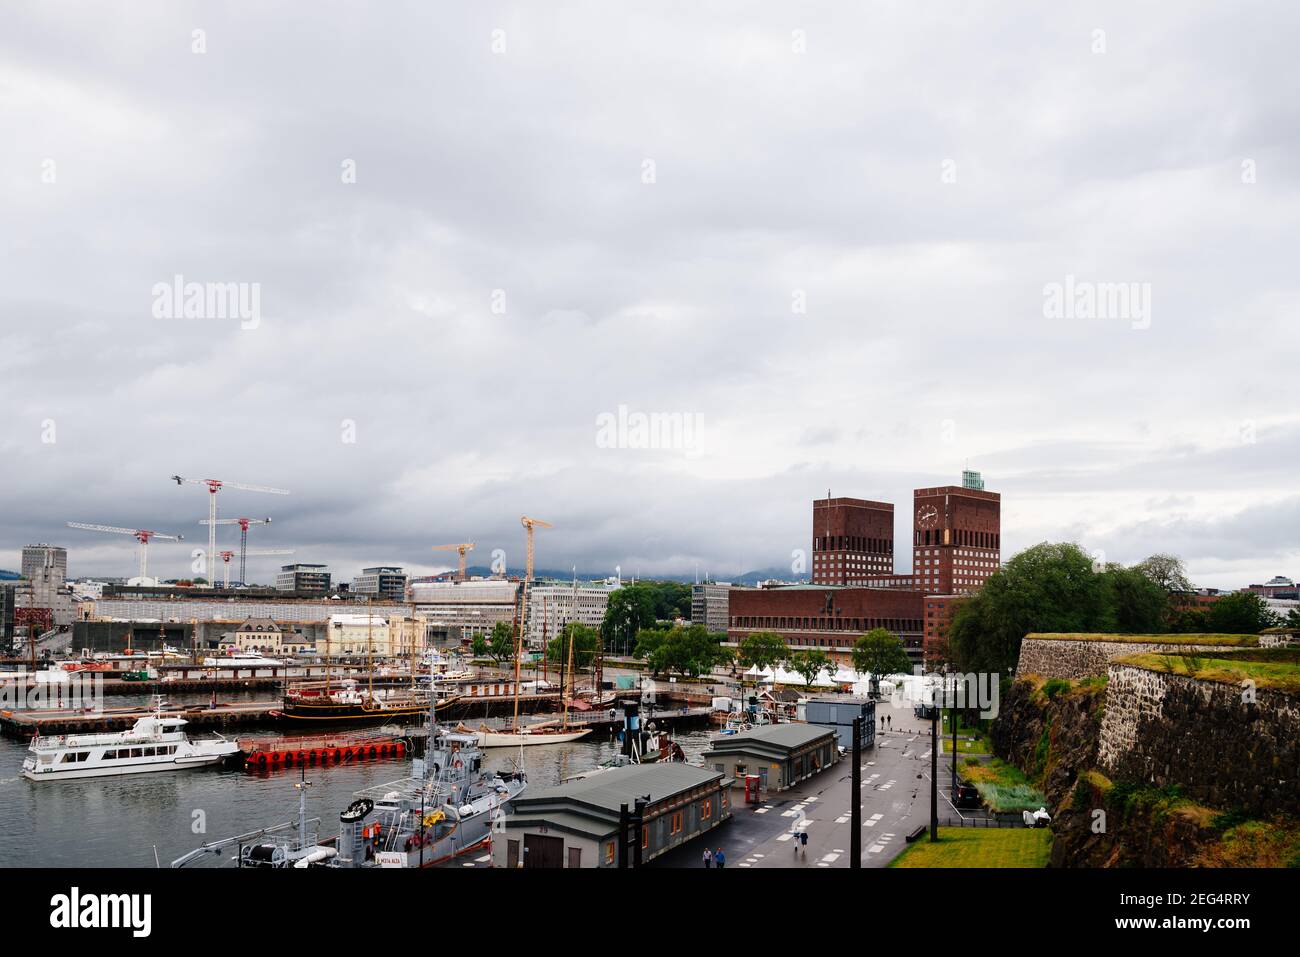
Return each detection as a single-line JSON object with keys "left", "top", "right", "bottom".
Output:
{"left": 727, "top": 472, "right": 1000, "bottom": 664}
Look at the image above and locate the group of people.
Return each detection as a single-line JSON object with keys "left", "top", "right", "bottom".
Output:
{"left": 702, "top": 846, "right": 725, "bottom": 868}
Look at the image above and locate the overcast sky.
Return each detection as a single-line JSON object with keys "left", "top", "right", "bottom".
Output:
{"left": 2, "top": 2, "right": 1297, "bottom": 589}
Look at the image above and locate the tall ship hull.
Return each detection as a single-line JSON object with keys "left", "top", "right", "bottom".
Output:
{"left": 278, "top": 680, "right": 461, "bottom": 726}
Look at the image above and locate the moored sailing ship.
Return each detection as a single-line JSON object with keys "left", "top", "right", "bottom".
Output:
{"left": 278, "top": 679, "right": 460, "bottom": 725}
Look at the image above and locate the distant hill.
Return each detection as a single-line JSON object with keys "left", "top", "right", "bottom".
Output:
{"left": 0, "top": 569, "right": 19, "bottom": 580}
{"left": 444, "top": 565, "right": 805, "bottom": 586}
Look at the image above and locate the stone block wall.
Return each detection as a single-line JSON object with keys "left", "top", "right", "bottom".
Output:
{"left": 1014, "top": 638, "right": 1245, "bottom": 681}
{"left": 1098, "top": 663, "right": 1300, "bottom": 817}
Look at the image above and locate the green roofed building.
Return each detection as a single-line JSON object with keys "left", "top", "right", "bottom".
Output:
{"left": 701, "top": 722, "right": 839, "bottom": 794}
{"left": 490, "top": 763, "right": 730, "bottom": 869}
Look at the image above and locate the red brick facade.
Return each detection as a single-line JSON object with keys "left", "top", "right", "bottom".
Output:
{"left": 911, "top": 486, "right": 1001, "bottom": 596}
{"left": 811, "top": 497, "right": 894, "bottom": 585}
{"left": 728, "top": 585, "right": 926, "bottom": 664}
{"left": 727, "top": 477, "right": 1000, "bottom": 667}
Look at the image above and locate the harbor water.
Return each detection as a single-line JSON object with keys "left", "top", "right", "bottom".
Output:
{"left": 0, "top": 692, "right": 717, "bottom": 867}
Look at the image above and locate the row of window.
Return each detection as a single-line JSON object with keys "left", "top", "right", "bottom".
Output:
{"left": 731, "top": 616, "right": 921, "bottom": 633}
{"left": 59, "top": 744, "right": 178, "bottom": 764}
{"left": 814, "top": 536, "right": 892, "bottom": 554}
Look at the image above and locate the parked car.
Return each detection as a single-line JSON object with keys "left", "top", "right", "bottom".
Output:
{"left": 954, "top": 782, "right": 982, "bottom": 809}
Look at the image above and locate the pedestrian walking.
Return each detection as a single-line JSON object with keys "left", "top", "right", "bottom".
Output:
{"left": 714, "top": 847, "right": 725, "bottom": 869}
{"left": 703, "top": 847, "right": 712, "bottom": 868}
{"left": 886, "top": 714, "right": 891, "bottom": 729}
{"left": 799, "top": 830, "right": 809, "bottom": 857}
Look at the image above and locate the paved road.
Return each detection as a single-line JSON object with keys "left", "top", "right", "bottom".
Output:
{"left": 652, "top": 697, "right": 967, "bottom": 869}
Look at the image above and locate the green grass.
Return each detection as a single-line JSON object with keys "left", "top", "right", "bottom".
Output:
{"left": 1025, "top": 633, "right": 1258, "bottom": 646}
{"left": 961, "top": 758, "right": 1048, "bottom": 812}
{"left": 1116, "top": 648, "right": 1300, "bottom": 693}
{"left": 939, "top": 712, "right": 992, "bottom": 753}
{"left": 889, "top": 828, "right": 1051, "bottom": 868}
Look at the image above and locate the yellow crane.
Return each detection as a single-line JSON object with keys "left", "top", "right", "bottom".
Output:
{"left": 431, "top": 542, "right": 476, "bottom": 580}
{"left": 519, "top": 516, "right": 553, "bottom": 582}
{"left": 513, "top": 516, "right": 553, "bottom": 728}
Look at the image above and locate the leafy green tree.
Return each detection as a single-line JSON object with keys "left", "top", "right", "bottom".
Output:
{"left": 949, "top": 542, "right": 1106, "bottom": 675}
{"left": 851, "top": 629, "right": 911, "bottom": 693}
{"left": 647, "top": 581, "right": 693, "bottom": 620}
{"left": 1206, "top": 592, "right": 1279, "bottom": 633}
{"left": 1135, "top": 553, "right": 1193, "bottom": 594}
{"left": 602, "top": 586, "right": 657, "bottom": 652}
{"left": 633, "top": 626, "right": 671, "bottom": 660}
{"left": 1286, "top": 607, "right": 1300, "bottom": 629}
{"left": 546, "top": 623, "right": 600, "bottom": 669}
{"left": 489, "top": 620, "right": 516, "bottom": 664}
{"left": 470, "top": 634, "right": 489, "bottom": 659}
{"left": 787, "top": 649, "right": 831, "bottom": 688}
{"left": 1101, "top": 564, "right": 1170, "bottom": 633}
{"left": 643, "top": 624, "right": 726, "bottom": 678}
{"left": 736, "top": 631, "right": 789, "bottom": 672}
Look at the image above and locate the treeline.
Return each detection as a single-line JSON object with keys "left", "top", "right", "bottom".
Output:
{"left": 947, "top": 544, "right": 1285, "bottom": 676}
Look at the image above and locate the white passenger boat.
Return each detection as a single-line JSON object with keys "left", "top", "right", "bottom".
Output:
{"left": 21, "top": 702, "right": 240, "bottom": 781}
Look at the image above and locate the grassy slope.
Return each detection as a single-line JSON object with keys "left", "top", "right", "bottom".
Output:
{"left": 889, "top": 828, "right": 1051, "bottom": 868}
{"left": 1025, "top": 633, "right": 1258, "bottom": 645}
{"left": 1116, "top": 648, "right": 1300, "bottom": 693}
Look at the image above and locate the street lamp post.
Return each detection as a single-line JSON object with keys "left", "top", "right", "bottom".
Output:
{"left": 850, "top": 716, "right": 861, "bottom": 867}
{"left": 930, "top": 693, "right": 939, "bottom": 843}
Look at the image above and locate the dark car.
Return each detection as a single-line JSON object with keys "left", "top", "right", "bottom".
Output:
{"left": 914, "top": 704, "right": 938, "bottom": 720}
{"left": 954, "top": 782, "right": 982, "bottom": 809}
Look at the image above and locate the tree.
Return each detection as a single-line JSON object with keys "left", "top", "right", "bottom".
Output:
{"left": 470, "top": 634, "right": 489, "bottom": 659}
{"left": 488, "top": 620, "right": 516, "bottom": 664}
{"left": 851, "top": 629, "right": 911, "bottom": 695}
{"left": 948, "top": 542, "right": 1107, "bottom": 675}
{"left": 736, "top": 631, "right": 789, "bottom": 673}
{"left": 602, "top": 586, "right": 657, "bottom": 652}
{"left": 787, "top": 649, "right": 831, "bottom": 688}
{"left": 546, "top": 622, "right": 600, "bottom": 669}
{"left": 1206, "top": 592, "right": 1279, "bottom": 634}
{"left": 641, "top": 624, "right": 726, "bottom": 678}
{"left": 1101, "top": 564, "right": 1170, "bottom": 633}
{"left": 633, "top": 626, "right": 671, "bottom": 661}
{"left": 1286, "top": 607, "right": 1300, "bottom": 629}
{"left": 1135, "top": 554, "right": 1193, "bottom": 594}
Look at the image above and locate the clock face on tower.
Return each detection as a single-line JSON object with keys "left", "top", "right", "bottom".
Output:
{"left": 917, "top": 504, "right": 939, "bottom": 529}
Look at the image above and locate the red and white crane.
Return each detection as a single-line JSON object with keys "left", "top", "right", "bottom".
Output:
{"left": 170, "top": 476, "right": 290, "bottom": 586}
{"left": 65, "top": 522, "right": 185, "bottom": 581}
{"left": 201, "top": 516, "right": 272, "bottom": 585}
{"left": 217, "top": 548, "right": 294, "bottom": 588}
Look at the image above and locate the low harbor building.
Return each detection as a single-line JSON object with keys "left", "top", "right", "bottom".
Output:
{"left": 701, "top": 723, "right": 839, "bottom": 792}
{"left": 805, "top": 695, "right": 876, "bottom": 749}
{"left": 491, "top": 763, "right": 731, "bottom": 868}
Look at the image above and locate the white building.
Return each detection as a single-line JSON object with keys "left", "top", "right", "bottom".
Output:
{"left": 324, "top": 613, "right": 420, "bottom": 658}
{"left": 410, "top": 578, "right": 521, "bottom": 642}
{"left": 523, "top": 582, "right": 619, "bottom": 648}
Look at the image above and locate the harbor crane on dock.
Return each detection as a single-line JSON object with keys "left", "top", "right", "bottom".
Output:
{"left": 431, "top": 542, "right": 476, "bottom": 580}
{"left": 201, "top": 516, "right": 272, "bottom": 585}
{"left": 217, "top": 548, "right": 294, "bottom": 588}
{"left": 170, "top": 476, "right": 289, "bottom": 586}
{"left": 65, "top": 522, "right": 185, "bottom": 581}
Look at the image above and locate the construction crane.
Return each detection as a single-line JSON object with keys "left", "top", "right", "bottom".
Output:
{"left": 519, "top": 516, "right": 553, "bottom": 582}
{"left": 217, "top": 548, "right": 294, "bottom": 588}
{"left": 171, "top": 476, "right": 289, "bottom": 586}
{"left": 431, "top": 542, "right": 476, "bottom": 580}
{"left": 512, "top": 516, "right": 553, "bottom": 728}
{"left": 201, "top": 517, "right": 272, "bottom": 585}
{"left": 66, "top": 522, "right": 185, "bottom": 581}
